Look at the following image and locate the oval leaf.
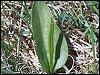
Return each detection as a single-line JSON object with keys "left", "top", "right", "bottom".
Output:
{"left": 32, "top": 1, "right": 52, "bottom": 73}
{"left": 54, "top": 32, "right": 68, "bottom": 71}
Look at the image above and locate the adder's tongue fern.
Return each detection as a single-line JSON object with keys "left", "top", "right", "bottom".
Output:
{"left": 31, "top": 1, "right": 68, "bottom": 73}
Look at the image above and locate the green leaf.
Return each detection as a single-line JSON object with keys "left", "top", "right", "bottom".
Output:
{"left": 1, "top": 69, "right": 20, "bottom": 74}
{"left": 89, "top": 26, "right": 96, "bottom": 58}
{"left": 85, "top": 20, "right": 97, "bottom": 59}
{"left": 32, "top": 1, "right": 52, "bottom": 73}
{"left": 89, "top": 1, "right": 99, "bottom": 16}
{"left": 54, "top": 32, "right": 68, "bottom": 71}
{"left": 31, "top": 1, "right": 68, "bottom": 73}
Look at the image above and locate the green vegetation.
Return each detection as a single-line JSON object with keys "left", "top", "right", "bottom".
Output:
{"left": 1, "top": 1, "right": 99, "bottom": 74}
